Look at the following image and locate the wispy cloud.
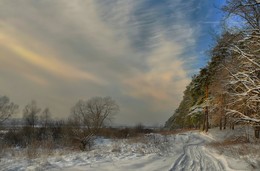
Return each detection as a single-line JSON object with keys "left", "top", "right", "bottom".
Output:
{"left": 0, "top": 34, "right": 99, "bottom": 82}
{"left": 123, "top": 39, "right": 189, "bottom": 108}
{"left": 0, "top": 0, "right": 220, "bottom": 125}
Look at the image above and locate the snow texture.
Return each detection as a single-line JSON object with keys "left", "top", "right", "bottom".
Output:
{"left": 0, "top": 129, "right": 259, "bottom": 171}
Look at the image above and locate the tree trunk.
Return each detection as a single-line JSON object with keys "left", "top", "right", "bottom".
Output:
{"left": 204, "top": 84, "right": 209, "bottom": 132}
{"left": 223, "top": 116, "right": 226, "bottom": 129}
{"left": 255, "top": 128, "right": 259, "bottom": 139}
{"left": 202, "top": 113, "right": 206, "bottom": 131}
{"left": 205, "top": 106, "right": 209, "bottom": 132}
{"left": 219, "top": 117, "right": 222, "bottom": 130}
{"left": 231, "top": 123, "right": 234, "bottom": 130}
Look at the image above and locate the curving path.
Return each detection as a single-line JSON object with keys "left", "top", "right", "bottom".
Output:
{"left": 169, "top": 133, "right": 225, "bottom": 171}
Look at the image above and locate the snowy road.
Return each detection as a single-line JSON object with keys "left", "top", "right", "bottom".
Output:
{"left": 169, "top": 133, "right": 225, "bottom": 171}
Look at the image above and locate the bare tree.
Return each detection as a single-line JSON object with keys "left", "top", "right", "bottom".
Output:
{"left": 40, "top": 108, "right": 52, "bottom": 128}
{"left": 23, "top": 100, "right": 41, "bottom": 127}
{"left": 224, "top": 32, "right": 260, "bottom": 125}
{"left": 70, "top": 96, "right": 119, "bottom": 150}
{"left": 221, "top": 0, "right": 260, "bottom": 126}
{"left": 0, "top": 96, "right": 19, "bottom": 124}
{"left": 38, "top": 107, "right": 52, "bottom": 140}
{"left": 222, "top": 0, "right": 260, "bottom": 30}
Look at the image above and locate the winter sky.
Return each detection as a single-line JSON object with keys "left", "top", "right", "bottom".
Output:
{"left": 0, "top": 0, "right": 225, "bottom": 126}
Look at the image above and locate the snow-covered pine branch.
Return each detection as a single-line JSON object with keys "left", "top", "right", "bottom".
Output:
{"left": 222, "top": 27, "right": 259, "bottom": 125}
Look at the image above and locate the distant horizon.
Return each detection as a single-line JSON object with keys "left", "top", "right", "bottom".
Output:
{"left": 1, "top": 117, "right": 165, "bottom": 128}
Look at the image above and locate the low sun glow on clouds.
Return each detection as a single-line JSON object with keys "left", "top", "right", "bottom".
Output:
{"left": 123, "top": 40, "right": 189, "bottom": 107}
{"left": 0, "top": 0, "right": 221, "bottom": 125}
{"left": 0, "top": 31, "right": 103, "bottom": 85}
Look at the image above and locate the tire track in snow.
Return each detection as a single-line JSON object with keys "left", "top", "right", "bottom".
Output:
{"left": 169, "top": 133, "right": 225, "bottom": 171}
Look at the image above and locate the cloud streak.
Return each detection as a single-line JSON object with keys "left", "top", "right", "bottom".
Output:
{"left": 0, "top": 24, "right": 104, "bottom": 85}
{"left": 0, "top": 0, "right": 222, "bottom": 125}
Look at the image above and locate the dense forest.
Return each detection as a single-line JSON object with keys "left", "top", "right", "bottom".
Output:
{"left": 165, "top": 0, "right": 260, "bottom": 132}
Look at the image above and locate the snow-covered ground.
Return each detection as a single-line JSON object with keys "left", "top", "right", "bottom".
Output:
{"left": 0, "top": 128, "right": 259, "bottom": 171}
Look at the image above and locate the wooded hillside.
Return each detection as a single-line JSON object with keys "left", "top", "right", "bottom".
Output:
{"left": 165, "top": 0, "right": 260, "bottom": 131}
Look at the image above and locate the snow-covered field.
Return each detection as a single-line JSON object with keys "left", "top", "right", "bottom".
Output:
{"left": 0, "top": 128, "right": 259, "bottom": 171}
